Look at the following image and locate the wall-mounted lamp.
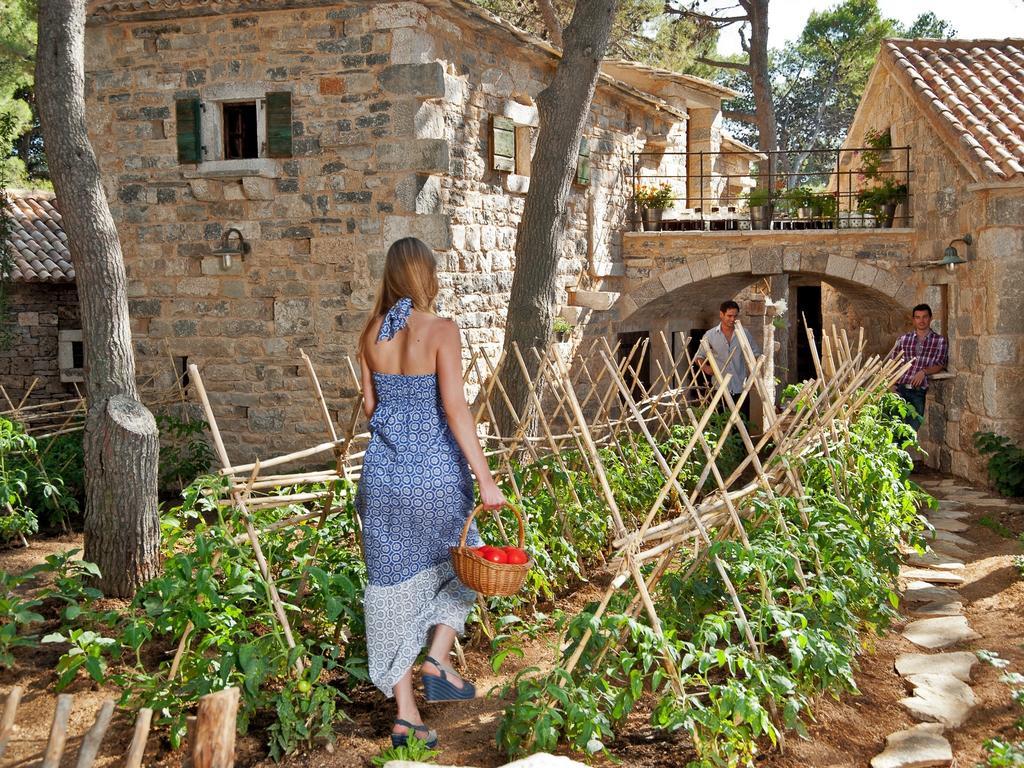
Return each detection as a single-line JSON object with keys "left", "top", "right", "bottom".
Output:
{"left": 940, "top": 234, "right": 971, "bottom": 271}
{"left": 914, "top": 233, "right": 972, "bottom": 272}
{"left": 210, "top": 227, "right": 251, "bottom": 269}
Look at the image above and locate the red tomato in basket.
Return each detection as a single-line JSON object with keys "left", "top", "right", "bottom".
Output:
{"left": 503, "top": 547, "right": 529, "bottom": 565}
{"left": 478, "top": 546, "right": 508, "bottom": 564}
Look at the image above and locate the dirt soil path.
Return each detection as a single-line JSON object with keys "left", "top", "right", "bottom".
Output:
{"left": 0, "top": 472, "right": 1020, "bottom": 768}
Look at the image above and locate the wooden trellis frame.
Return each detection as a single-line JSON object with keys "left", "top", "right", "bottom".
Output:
{"left": 175, "top": 321, "right": 908, "bottom": 714}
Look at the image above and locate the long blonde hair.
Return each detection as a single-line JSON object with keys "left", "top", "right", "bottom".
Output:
{"left": 358, "top": 237, "right": 439, "bottom": 355}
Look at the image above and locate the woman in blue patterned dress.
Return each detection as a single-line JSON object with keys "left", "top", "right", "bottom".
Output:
{"left": 356, "top": 237, "right": 506, "bottom": 748}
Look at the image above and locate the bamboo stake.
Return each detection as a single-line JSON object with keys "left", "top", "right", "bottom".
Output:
{"left": 189, "top": 364, "right": 303, "bottom": 673}
{"left": 41, "top": 693, "right": 74, "bottom": 768}
{"left": 75, "top": 698, "right": 115, "bottom": 768}
{"left": 0, "top": 685, "right": 24, "bottom": 758}
{"left": 124, "top": 707, "right": 153, "bottom": 768}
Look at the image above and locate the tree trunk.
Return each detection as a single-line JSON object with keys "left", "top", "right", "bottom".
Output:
{"left": 35, "top": 0, "right": 160, "bottom": 598}
{"left": 744, "top": 0, "right": 777, "bottom": 181}
{"left": 498, "top": 0, "right": 618, "bottom": 434}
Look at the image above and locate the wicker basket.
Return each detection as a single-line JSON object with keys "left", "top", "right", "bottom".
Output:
{"left": 450, "top": 504, "right": 531, "bottom": 597}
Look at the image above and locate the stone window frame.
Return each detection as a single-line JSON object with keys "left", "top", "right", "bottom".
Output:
{"left": 190, "top": 83, "right": 293, "bottom": 179}
{"left": 57, "top": 329, "right": 84, "bottom": 383}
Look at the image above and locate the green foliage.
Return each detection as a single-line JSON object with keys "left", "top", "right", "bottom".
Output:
{"left": 552, "top": 317, "right": 572, "bottom": 336}
{"left": 155, "top": 410, "right": 215, "bottom": 490}
{"left": 497, "top": 389, "right": 928, "bottom": 765}
{"left": 43, "top": 627, "right": 119, "bottom": 690}
{"left": 976, "top": 658, "right": 1024, "bottom": 766}
{"left": 0, "top": 567, "right": 45, "bottom": 667}
{"left": 371, "top": 732, "right": 441, "bottom": 767}
{"left": 974, "top": 432, "right": 1024, "bottom": 498}
{"left": 711, "top": 0, "right": 953, "bottom": 176}
{"left": 634, "top": 182, "right": 674, "bottom": 209}
{"left": 0, "top": 0, "right": 45, "bottom": 186}
{"left": 781, "top": 185, "right": 837, "bottom": 218}
{"left": 0, "top": 417, "right": 82, "bottom": 538}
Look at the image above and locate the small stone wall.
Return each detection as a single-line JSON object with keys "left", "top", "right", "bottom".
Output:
{"left": 1, "top": 283, "right": 81, "bottom": 407}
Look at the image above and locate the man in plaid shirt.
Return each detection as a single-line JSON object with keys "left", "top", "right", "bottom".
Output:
{"left": 887, "top": 303, "right": 948, "bottom": 429}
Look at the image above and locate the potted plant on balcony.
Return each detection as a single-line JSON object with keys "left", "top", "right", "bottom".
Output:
{"left": 744, "top": 186, "right": 773, "bottom": 230}
{"left": 633, "top": 182, "right": 673, "bottom": 232}
{"left": 856, "top": 128, "right": 906, "bottom": 227}
{"left": 783, "top": 185, "right": 838, "bottom": 227}
{"left": 856, "top": 177, "right": 908, "bottom": 228}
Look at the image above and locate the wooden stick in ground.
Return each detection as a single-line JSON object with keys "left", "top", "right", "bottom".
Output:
{"left": 0, "top": 685, "right": 24, "bottom": 758}
{"left": 41, "top": 693, "right": 74, "bottom": 768}
{"left": 193, "top": 688, "right": 240, "bottom": 768}
{"left": 124, "top": 707, "right": 153, "bottom": 768}
{"left": 551, "top": 353, "right": 685, "bottom": 699}
{"left": 599, "top": 352, "right": 763, "bottom": 665}
{"left": 75, "top": 698, "right": 116, "bottom": 768}
{"left": 189, "top": 365, "right": 303, "bottom": 672}
{"left": 299, "top": 349, "right": 339, "bottom": 443}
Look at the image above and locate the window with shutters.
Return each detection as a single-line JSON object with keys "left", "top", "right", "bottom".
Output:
{"left": 175, "top": 88, "right": 292, "bottom": 169}
{"left": 491, "top": 116, "right": 537, "bottom": 178}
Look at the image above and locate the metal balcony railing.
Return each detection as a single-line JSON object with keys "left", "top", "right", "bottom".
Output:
{"left": 630, "top": 146, "right": 913, "bottom": 231}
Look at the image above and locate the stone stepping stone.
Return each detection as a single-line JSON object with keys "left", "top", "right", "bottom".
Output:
{"left": 903, "top": 581, "right": 961, "bottom": 604}
{"left": 905, "top": 552, "right": 964, "bottom": 570}
{"left": 870, "top": 722, "right": 951, "bottom": 768}
{"left": 970, "top": 498, "right": 1024, "bottom": 510}
{"left": 902, "top": 616, "right": 981, "bottom": 650}
{"left": 930, "top": 530, "right": 975, "bottom": 549}
{"left": 927, "top": 508, "right": 969, "bottom": 521}
{"left": 930, "top": 518, "right": 969, "bottom": 532}
{"left": 900, "top": 568, "right": 965, "bottom": 585}
{"left": 900, "top": 673, "right": 976, "bottom": 728}
{"left": 895, "top": 651, "right": 977, "bottom": 683}
{"left": 929, "top": 541, "right": 972, "bottom": 561}
{"left": 908, "top": 600, "right": 963, "bottom": 617}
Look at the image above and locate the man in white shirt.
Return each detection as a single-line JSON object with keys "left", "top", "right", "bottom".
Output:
{"left": 695, "top": 300, "right": 762, "bottom": 420}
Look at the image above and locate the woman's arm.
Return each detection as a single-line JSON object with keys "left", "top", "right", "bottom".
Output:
{"left": 436, "top": 320, "right": 505, "bottom": 509}
{"left": 359, "top": 342, "right": 377, "bottom": 418}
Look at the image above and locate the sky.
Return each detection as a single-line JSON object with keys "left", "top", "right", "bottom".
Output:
{"left": 713, "top": 0, "right": 1024, "bottom": 56}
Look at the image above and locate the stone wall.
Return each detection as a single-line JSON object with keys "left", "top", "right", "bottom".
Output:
{"left": 1, "top": 283, "right": 81, "bottom": 407}
{"left": 844, "top": 62, "right": 1023, "bottom": 482}
{"left": 84, "top": 1, "right": 688, "bottom": 460}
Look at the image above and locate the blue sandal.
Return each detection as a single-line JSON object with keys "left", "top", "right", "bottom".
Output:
{"left": 391, "top": 718, "right": 438, "bottom": 748}
{"left": 421, "top": 655, "right": 477, "bottom": 702}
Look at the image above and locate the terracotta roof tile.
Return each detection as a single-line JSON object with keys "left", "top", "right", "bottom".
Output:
{"left": 3, "top": 191, "right": 74, "bottom": 283}
{"left": 885, "top": 38, "right": 1024, "bottom": 180}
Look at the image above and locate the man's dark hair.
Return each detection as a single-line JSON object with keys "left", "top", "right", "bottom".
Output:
{"left": 720, "top": 300, "right": 740, "bottom": 313}
{"left": 912, "top": 303, "right": 932, "bottom": 317}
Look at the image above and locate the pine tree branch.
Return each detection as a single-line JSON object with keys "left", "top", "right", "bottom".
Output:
{"left": 723, "top": 110, "right": 757, "bottom": 123}
{"left": 696, "top": 56, "right": 750, "bottom": 72}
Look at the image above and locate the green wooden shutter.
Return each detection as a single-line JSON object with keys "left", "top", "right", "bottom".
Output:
{"left": 175, "top": 98, "right": 201, "bottom": 164}
{"left": 265, "top": 91, "right": 293, "bottom": 158}
{"left": 576, "top": 137, "right": 591, "bottom": 186}
{"left": 491, "top": 115, "right": 515, "bottom": 172}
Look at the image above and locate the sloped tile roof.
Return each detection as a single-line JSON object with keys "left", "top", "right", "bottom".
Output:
{"left": 884, "top": 38, "right": 1024, "bottom": 180}
{"left": 4, "top": 191, "right": 74, "bottom": 283}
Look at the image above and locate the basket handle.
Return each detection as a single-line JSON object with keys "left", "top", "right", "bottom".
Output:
{"left": 458, "top": 504, "right": 525, "bottom": 550}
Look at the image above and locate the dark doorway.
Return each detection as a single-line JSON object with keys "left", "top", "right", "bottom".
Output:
{"left": 223, "top": 102, "right": 259, "bottom": 159}
{"left": 617, "top": 331, "right": 651, "bottom": 400}
{"left": 796, "top": 285, "right": 822, "bottom": 381}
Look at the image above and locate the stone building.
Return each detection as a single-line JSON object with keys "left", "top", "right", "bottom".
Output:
{"left": 609, "top": 38, "right": 1023, "bottom": 483}
{"left": 77, "top": 0, "right": 739, "bottom": 457}
{"left": 1, "top": 191, "right": 82, "bottom": 407}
